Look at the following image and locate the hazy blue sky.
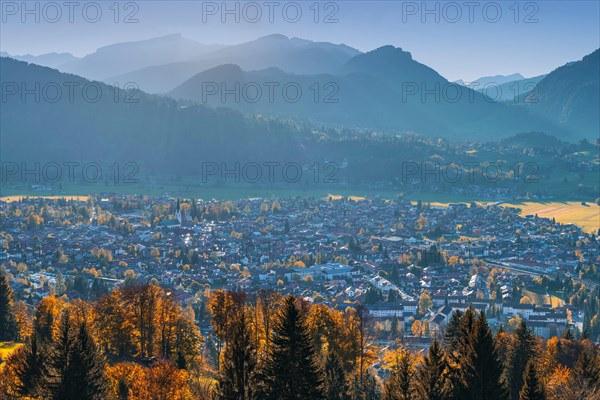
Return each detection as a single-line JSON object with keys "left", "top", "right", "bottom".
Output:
{"left": 1, "top": 0, "right": 598, "bottom": 81}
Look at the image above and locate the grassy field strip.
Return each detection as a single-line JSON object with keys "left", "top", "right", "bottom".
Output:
{"left": 0, "top": 195, "right": 90, "bottom": 203}
{"left": 502, "top": 202, "right": 600, "bottom": 234}
{"left": 522, "top": 289, "right": 565, "bottom": 307}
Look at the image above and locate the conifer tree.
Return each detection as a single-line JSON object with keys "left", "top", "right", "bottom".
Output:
{"left": 323, "top": 351, "right": 350, "bottom": 400}
{"left": 463, "top": 312, "right": 507, "bottom": 400}
{"left": 456, "top": 307, "right": 476, "bottom": 356}
{"left": 69, "top": 322, "right": 107, "bottom": 400}
{"left": 414, "top": 340, "right": 449, "bottom": 400}
{"left": 505, "top": 320, "right": 537, "bottom": 400}
{"left": 350, "top": 369, "right": 381, "bottom": 400}
{"left": 518, "top": 362, "right": 545, "bottom": 400}
{"left": 443, "top": 310, "right": 463, "bottom": 352}
{"left": 263, "top": 296, "right": 324, "bottom": 400}
{"left": 12, "top": 333, "right": 47, "bottom": 398}
{"left": 448, "top": 307, "right": 476, "bottom": 398}
{"left": 0, "top": 272, "right": 17, "bottom": 341}
{"left": 570, "top": 346, "right": 600, "bottom": 397}
{"left": 46, "top": 312, "right": 107, "bottom": 400}
{"left": 45, "top": 310, "right": 77, "bottom": 399}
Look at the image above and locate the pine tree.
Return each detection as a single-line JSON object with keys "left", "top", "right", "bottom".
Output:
{"left": 414, "top": 340, "right": 449, "bottom": 400}
{"left": 263, "top": 296, "right": 324, "bottom": 400}
{"left": 518, "top": 362, "right": 545, "bottom": 400}
{"left": 505, "top": 320, "right": 537, "bottom": 400}
{"left": 571, "top": 346, "right": 600, "bottom": 397}
{"left": 443, "top": 310, "right": 462, "bottom": 352}
{"left": 217, "top": 310, "right": 257, "bottom": 400}
{"left": 0, "top": 272, "right": 18, "bottom": 341}
{"left": 463, "top": 312, "right": 507, "bottom": 400}
{"left": 45, "top": 310, "right": 77, "bottom": 399}
{"left": 456, "top": 307, "right": 476, "bottom": 357}
{"left": 45, "top": 312, "right": 107, "bottom": 400}
{"left": 350, "top": 369, "right": 381, "bottom": 400}
{"left": 12, "top": 333, "right": 47, "bottom": 398}
{"left": 448, "top": 307, "right": 476, "bottom": 398}
{"left": 323, "top": 351, "right": 350, "bottom": 400}
{"left": 69, "top": 322, "right": 107, "bottom": 399}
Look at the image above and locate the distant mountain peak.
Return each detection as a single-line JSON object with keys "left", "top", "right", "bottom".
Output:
{"left": 95, "top": 33, "right": 191, "bottom": 53}
{"left": 371, "top": 45, "right": 413, "bottom": 58}
{"left": 342, "top": 44, "right": 445, "bottom": 82}
{"left": 257, "top": 33, "right": 290, "bottom": 41}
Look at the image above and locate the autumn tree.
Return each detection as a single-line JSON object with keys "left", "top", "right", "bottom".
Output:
{"left": 144, "top": 360, "right": 192, "bottom": 400}
{"left": 106, "top": 362, "right": 150, "bottom": 400}
{"left": 95, "top": 291, "right": 135, "bottom": 357}
{"left": 33, "top": 295, "right": 65, "bottom": 343}
{"left": 255, "top": 289, "right": 282, "bottom": 356}
{"left": 383, "top": 346, "right": 414, "bottom": 400}
{"left": 417, "top": 291, "right": 433, "bottom": 316}
{"left": 216, "top": 293, "right": 257, "bottom": 400}
{"left": 13, "top": 300, "right": 33, "bottom": 341}
{"left": 209, "top": 290, "right": 239, "bottom": 367}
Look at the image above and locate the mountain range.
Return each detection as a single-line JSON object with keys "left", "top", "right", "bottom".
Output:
{"left": 455, "top": 73, "right": 526, "bottom": 87}
{"left": 169, "top": 44, "right": 590, "bottom": 139}
{"left": 2, "top": 34, "right": 598, "bottom": 144}
{"left": 58, "top": 34, "right": 225, "bottom": 81}
{"left": 106, "top": 34, "right": 361, "bottom": 93}
{"left": 0, "top": 51, "right": 79, "bottom": 68}
{"left": 455, "top": 73, "right": 548, "bottom": 102}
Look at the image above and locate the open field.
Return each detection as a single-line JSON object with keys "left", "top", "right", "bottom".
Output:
{"left": 0, "top": 342, "right": 22, "bottom": 368}
{"left": 522, "top": 289, "right": 565, "bottom": 307}
{"left": 502, "top": 202, "right": 600, "bottom": 233}
{"left": 0, "top": 195, "right": 90, "bottom": 203}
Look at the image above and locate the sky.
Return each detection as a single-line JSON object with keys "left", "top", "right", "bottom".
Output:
{"left": 1, "top": 0, "right": 599, "bottom": 81}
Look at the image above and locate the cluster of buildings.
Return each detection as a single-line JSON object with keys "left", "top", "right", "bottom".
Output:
{"left": 1, "top": 195, "right": 598, "bottom": 346}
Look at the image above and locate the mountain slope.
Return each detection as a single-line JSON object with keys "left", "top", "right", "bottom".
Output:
{"left": 516, "top": 49, "right": 599, "bottom": 137}
{"left": 58, "top": 34, "right": 224, "bottom": 81}
{"left": 490, "top": 74, "right": 546, "bottom": 102}
{"left": 1, "top": 52, "right": 79, "bottom": 68}
{"left": 458, "top": 73, "right": 526, "bottom": 87}
{"left": 0, "top": 57, "right": 315, "bottom": 173}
